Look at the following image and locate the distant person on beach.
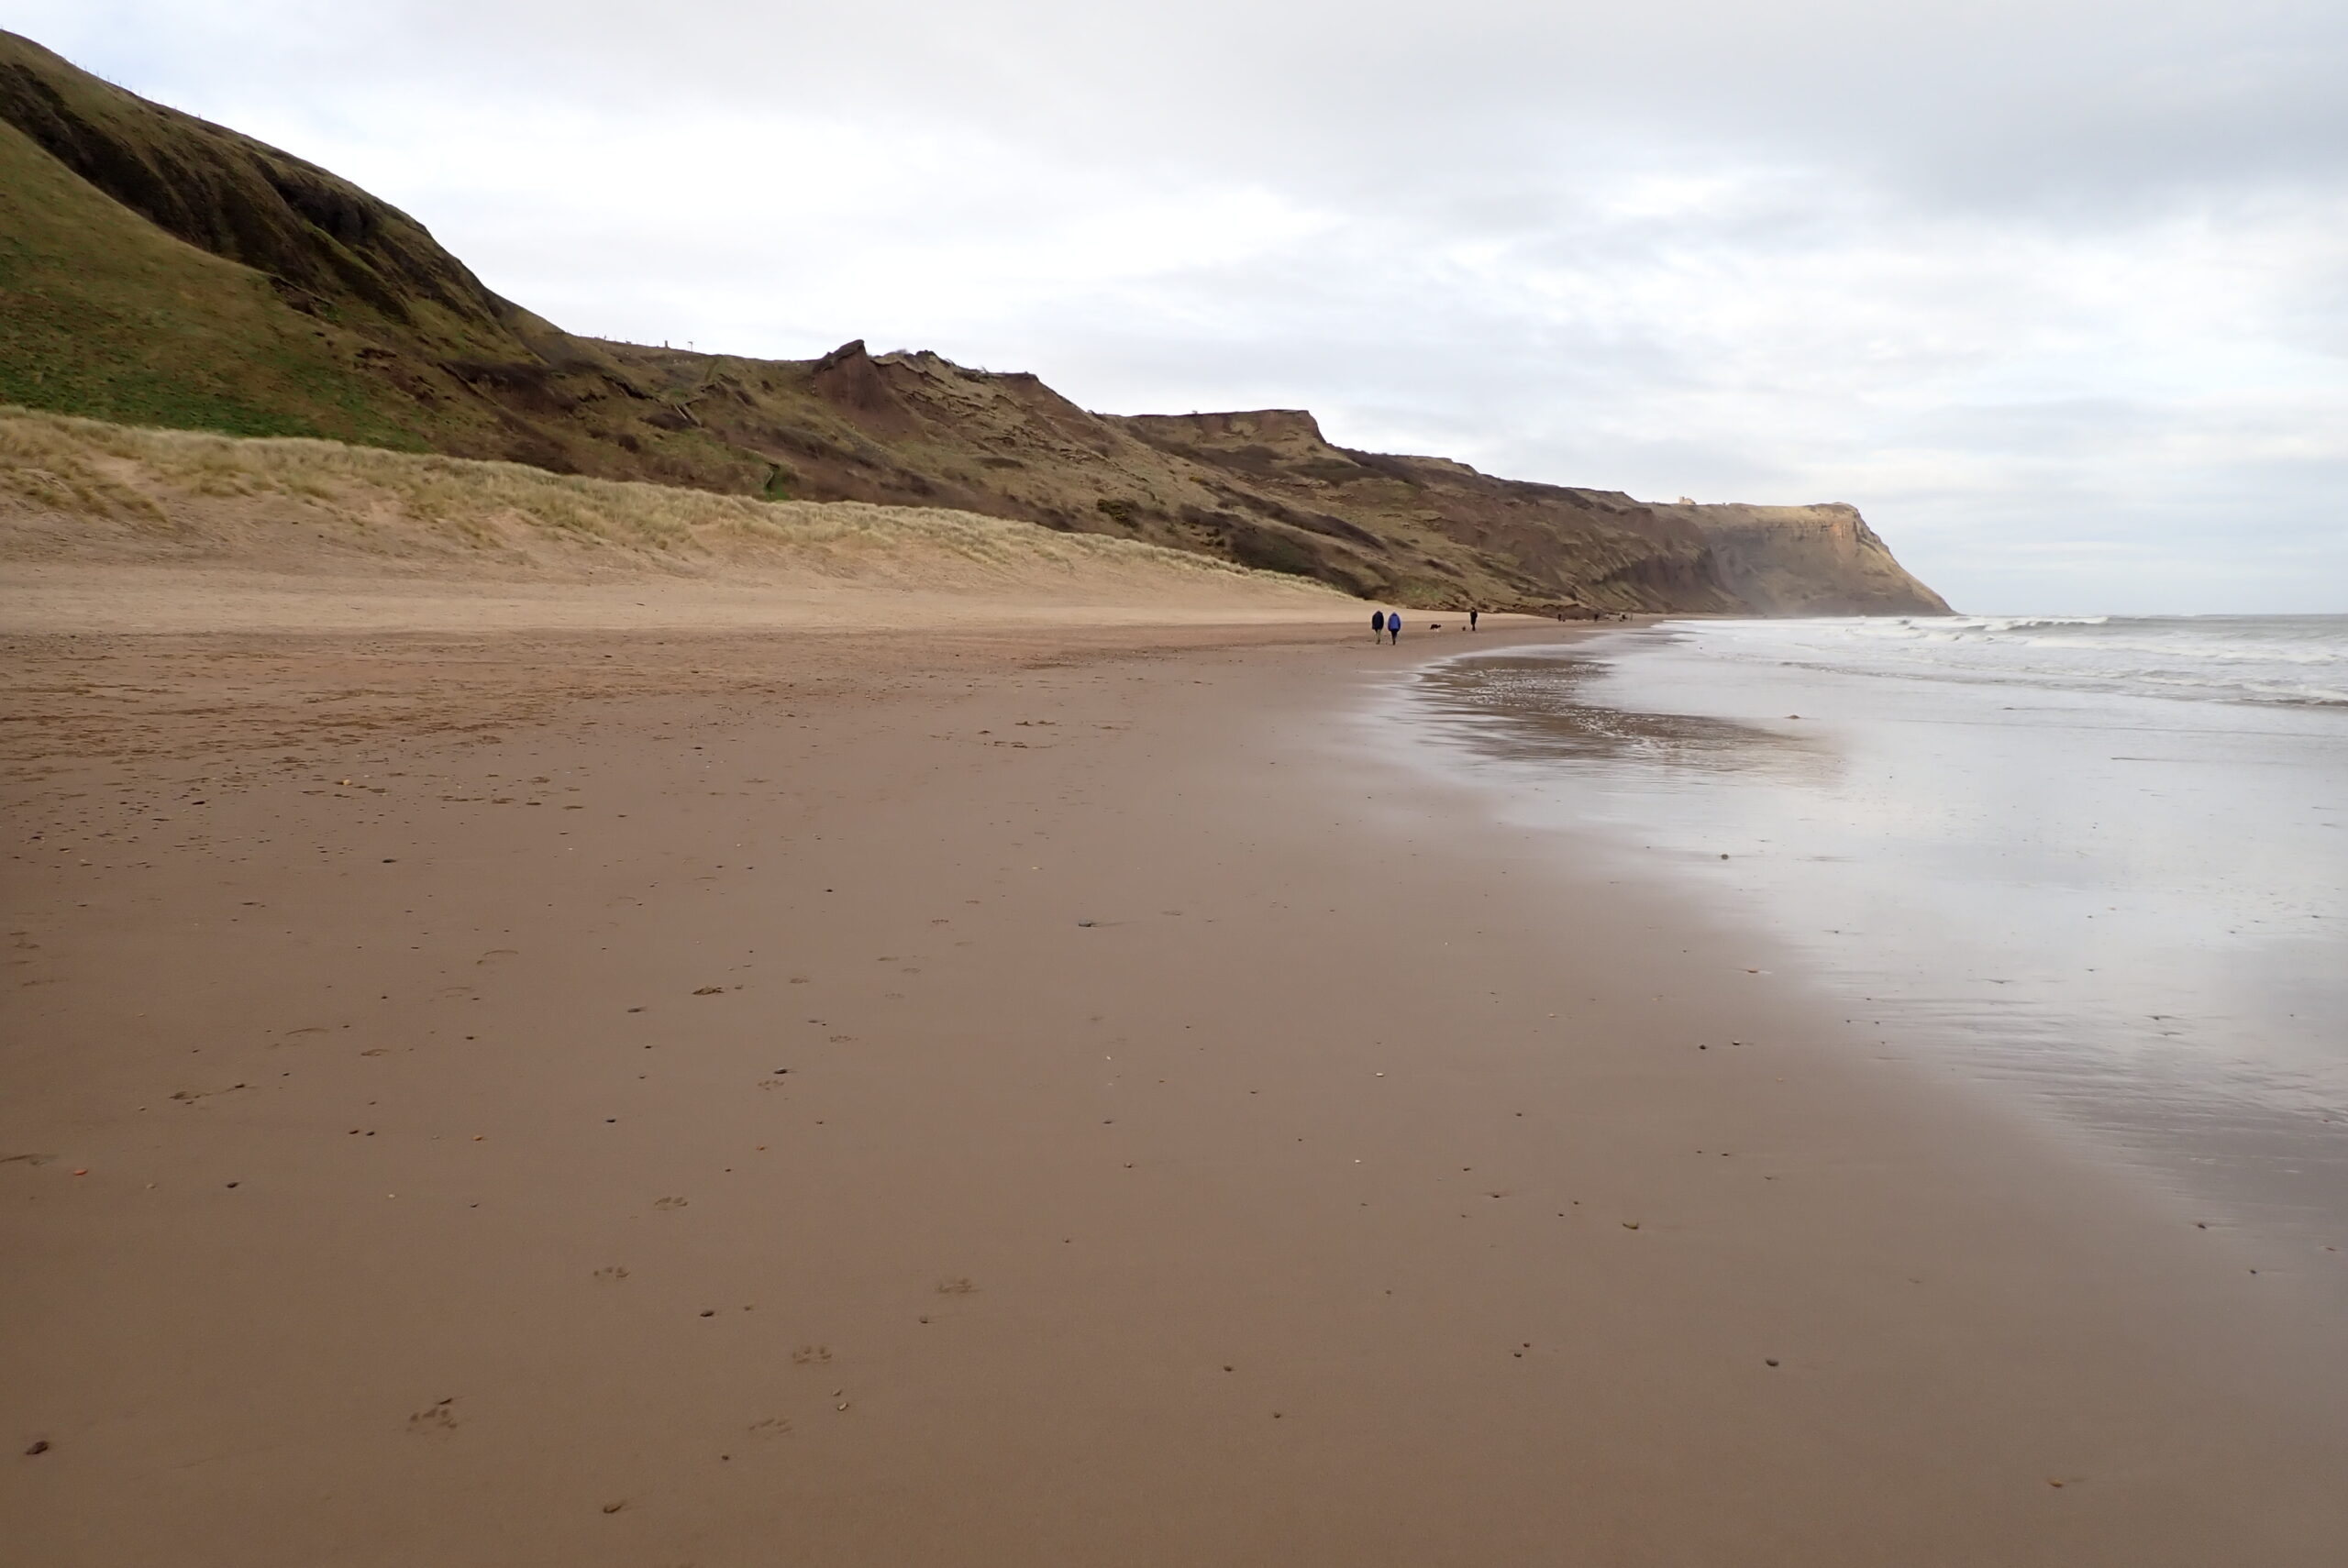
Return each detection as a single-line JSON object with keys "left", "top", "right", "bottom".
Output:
{"left": 1469, "top": 608, "right": 1479, "bottom": 631}
{"left": 1389, "top": 613, "right": 1402, "bottom": 645}
{"left": 1371, "top": 610, "right": 1386, "bottom": 642}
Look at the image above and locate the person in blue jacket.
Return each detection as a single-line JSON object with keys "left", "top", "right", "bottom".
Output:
{"left": 1388, "top": 612, "right": 1402, "bottom": 646}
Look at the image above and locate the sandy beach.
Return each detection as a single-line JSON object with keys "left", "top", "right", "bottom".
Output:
{"left": 7, "top": 602, "right": 2348, "bottom": 1565}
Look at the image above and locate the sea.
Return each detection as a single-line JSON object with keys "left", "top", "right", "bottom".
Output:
{"left": 1385, "top": 614, "right": 2348, "bottom": 1245}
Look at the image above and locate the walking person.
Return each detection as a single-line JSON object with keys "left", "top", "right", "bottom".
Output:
{"left": 1469, "top": 607, "right": 1479, "bottom": 631}
{"left": 1388, "top": 611, "right": 1402, "bottom": 646}
{"left": 1370, "top": 609, "right": 1386, "bottom": 643}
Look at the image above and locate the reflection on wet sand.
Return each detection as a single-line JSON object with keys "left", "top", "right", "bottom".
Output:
{"left": 1389, "top": 624, "right": 2348, "bottom": 1263}
{"left": 1409, "top": 651, "right": 1833, "bottom": 781}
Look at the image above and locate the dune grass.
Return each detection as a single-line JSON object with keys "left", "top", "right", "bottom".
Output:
{"left": 0, "top": 405, "right": 1349, "bottom": 595}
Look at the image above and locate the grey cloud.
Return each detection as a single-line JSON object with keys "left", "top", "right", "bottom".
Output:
{"left": 50, "top": 1, "right": 2348, "bottom": 195}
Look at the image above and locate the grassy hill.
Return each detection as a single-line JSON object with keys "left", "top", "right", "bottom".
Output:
{"left": 0, "top": 28, "right": 1950, "bottom": 616}
{"left": 0, "top": 114, "right": 430, "bottom": 447}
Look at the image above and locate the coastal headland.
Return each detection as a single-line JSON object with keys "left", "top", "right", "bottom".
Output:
{"left": 5, "top": 592, "right": 2345, "bottom": 1565}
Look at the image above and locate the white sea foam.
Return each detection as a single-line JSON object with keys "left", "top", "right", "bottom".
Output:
{"left": 1687, "top": 613, "right": 2348, "bottom": 707}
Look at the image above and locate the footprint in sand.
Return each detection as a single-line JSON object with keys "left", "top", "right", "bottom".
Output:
{"left": 790, "top": 1345, "right": 833, "bottom": 1365}
{"left": 592, "top": 1265, "right": 631, "bottom": 1283}
{"left": 475, "top": 948, "right": 520, "bottom": 966}
{"left": 935, "top": 1277, "right": 979, "bottom": 1296}
{"left": 406, "top": 1399, "right": 460, "bottom": 1435}
{"left": 652, "top": 1197, "right": 689, "bottom": 1210}
{"left": 748, "top": 1416, "right": 793, "bottom": 1437}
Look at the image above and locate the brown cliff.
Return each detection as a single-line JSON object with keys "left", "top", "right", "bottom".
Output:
{"left": 1115, "top": 410, "right": 1738, "bottom": 613}
{"left": 1657, "top": 502, "right": 1953, "bottom": 615}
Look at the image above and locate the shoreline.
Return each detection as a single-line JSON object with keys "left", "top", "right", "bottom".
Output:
{"left": 1378, "top": 620, "right": 2348, "bottom": 1264}
{"left": 6, "top": 613, "right": 2346, "bottom": 1563}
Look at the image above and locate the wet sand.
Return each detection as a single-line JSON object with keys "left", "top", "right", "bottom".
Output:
{"left": 1392, "top": 625, "right": 2348, "bottom": 1253}
{"left": 6, "top": 615, "right": 2348, "bottom": 1565}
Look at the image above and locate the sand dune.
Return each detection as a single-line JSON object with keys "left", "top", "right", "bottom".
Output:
{"left": 0, "top": 408, "right": 1365, "bottom": 635}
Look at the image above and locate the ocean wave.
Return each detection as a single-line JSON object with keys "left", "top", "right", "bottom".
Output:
{"left": 1958, "top": 615, "right": 2113, "bottom": 632}
{"left": 1676, "top": 614, "right": 2348, "bottom": 710}
{"left": 2132, "top": 676, "right": 2348, "bottom": 707}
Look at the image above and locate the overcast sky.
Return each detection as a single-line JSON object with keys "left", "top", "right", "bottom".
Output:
{"left": 15, "top": 0, "right": 2347, "bottom": 612}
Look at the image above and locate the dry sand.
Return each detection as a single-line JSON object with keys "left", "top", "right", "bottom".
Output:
{"left": 6, "top": 596, "right": 2347, "bottom": 1565}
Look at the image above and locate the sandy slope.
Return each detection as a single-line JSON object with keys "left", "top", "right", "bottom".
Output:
{"left": 0, "top": 562, "right": 1370, "bottom": 636}
{"left": 0, "top": 408, "right": 1371, "bottom": 635}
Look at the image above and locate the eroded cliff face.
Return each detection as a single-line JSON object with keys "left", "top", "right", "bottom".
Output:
{"left": 0, "top": 26, "right": 1952, "bottom": 617}
{"left": 1656, "top": 502, "right": 1953, "bottom": 616}
{"left": 1117, "top": 410, "right": 1740, "bottom": 614}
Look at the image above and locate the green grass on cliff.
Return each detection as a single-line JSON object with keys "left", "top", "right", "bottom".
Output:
{"left": 0, "top": 122, "right": 429, "bottom": 450}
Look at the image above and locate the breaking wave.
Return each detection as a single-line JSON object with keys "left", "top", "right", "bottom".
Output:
{"left": 1683, "top": 613, "right": 2348, "bottom": 708}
